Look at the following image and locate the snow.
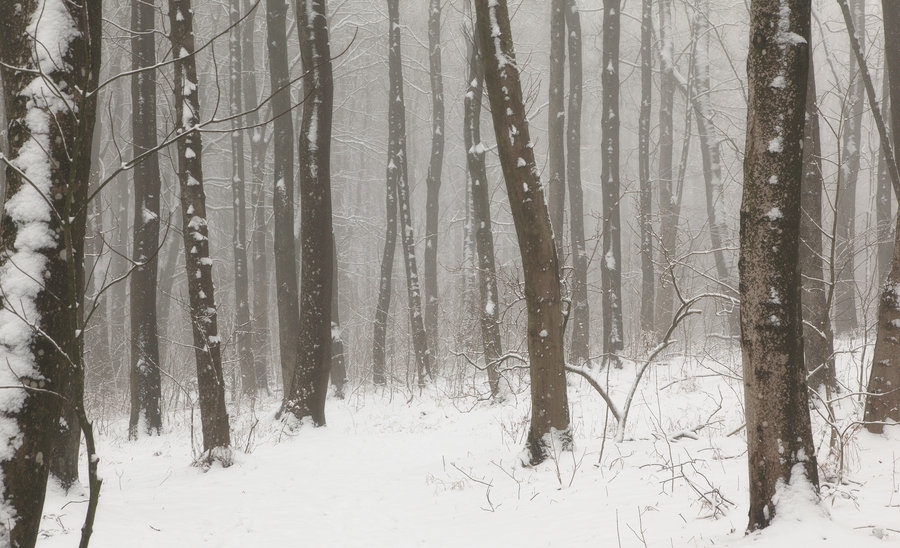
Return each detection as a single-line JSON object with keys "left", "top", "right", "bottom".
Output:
{"left": 35, "top": 345, "right": 900, "bottom": 547}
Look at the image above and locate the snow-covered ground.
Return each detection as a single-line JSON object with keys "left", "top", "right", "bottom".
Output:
{"left": 38, "top": 346, "right": 900, "bottom": 547}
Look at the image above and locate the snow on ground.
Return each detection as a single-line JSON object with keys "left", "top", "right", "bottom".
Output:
{"left": 38, "top": 344, "right": 900, "bottom": 547}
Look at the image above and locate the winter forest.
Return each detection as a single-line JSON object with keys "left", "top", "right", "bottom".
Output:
{"left": 1, "top": 0, "right": 899, "bottom": 545}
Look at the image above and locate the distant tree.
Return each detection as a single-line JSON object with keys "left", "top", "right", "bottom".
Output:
{"left": 638, "top": 0, "right": 654, "bottom": 338}
{"left": 423, "top": 0, "right": 445, "bottom": 359}
{"left": 285, "top": 0, "right": 334, "bottom": 425}
{"left": 169, "top": 0, "right": 231, "bottom": 461}
{"left": 475, "top": 0, "right": 571, "bottom": 464}
{"left": 548, "top": 0, "right": 566, "bottom": 258}
{"left": 565, "top": 0, "right": 589, "bottom": 367}
{"left": 0, "top": 0, "right": 101, "bottom": 542}
{"left": 740, "top": 0, "right": 818, "bottom": 529}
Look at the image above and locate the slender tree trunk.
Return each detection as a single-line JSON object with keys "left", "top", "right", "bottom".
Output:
{"left": 330, "top": 236, "right": 347, "bottom": 399}
{"left": 475, "top": 0, "right": 571, "bottom": 464}
{"left": 800, "top": 54, "right": 836, "bottom": 390}
{"left": 638, "top": 0, "right": 654, "bottom": 339}
{"left": 285, "top": 0, "right": 334, "bottom": 425}
{"left": 464, "top": 32, "right": 502, "bottom": 397}
{"left": 876, "top": 61, "right": 893, "bottom": 279}
{"left": 266, "top": 0, "right": 301, "bottom": 395}
{"left": 566, "top": 0, "right": 590, "bottom": 366}
{"left": 0, "top": 0, "right": 100, "bottom": 541}
{"left": 601, "top": 0, "right": 624, "bottom": 365}
{"left": 230, "top": 0, "right": 256, "bottom": 400}
{"left": 834, "top": 0, "right": 865, "bottom": 334}
{"left": 548, "top": 0, "right": 566, "bottom": 258}
{"left": 864, "top": 0, "right": 900, "bottom": 431}
{"left": 741, "top": 0, "right": 818, "bottom": 529}
{"left": 423, "top": 0, "right": 444, "bottom": 361}
{"left": 169, "top": 0, "right": 231, "bottom": 459}
{"left": 243, "top": 1, "right": 271, "bottom": 396}
{"left": 655, "top": 0, "right": 678, "bottom": 333}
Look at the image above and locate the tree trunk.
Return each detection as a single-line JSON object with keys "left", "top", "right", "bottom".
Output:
{"left": 169, "top": 0, "right": 231, "bottom": 459}
{"left": 285, "top": 0, "right": 334, "bottom": 426}
{"left": 0, "top": 0, "right": 100, "bottom": 541}
{"left": 638, "top": 0, "right": 654, "bottom": 339}
{"left": 834, "top": 0, "right": 865, "bottom": 334}
{"left": 863, "top": 0, "right": 900, "bottom": 432}
{"left": 566, "top": 0, "right": 590, "bottom": 367}
{"left": 266, "top": 0, "right": 301, "bottom": 395}
{"left": 464, "top": 31, "right": 502, "bottom": 398}
{"left": 230, "top": 0, "right": 256, "bottom": 401}
{"left": 876, "top": 61, "right": 893, "bottom": 279}
{"left": 601, "top": 0, "right": 624, "bottom": 365}
{"left": 423, "top": 0, "right": 444, "bottom": 361}
{"left": 548, "top": 0, "right": 566, "bottom": 259}
{"left": 128, "top": 0, "right": 163, "bottom": 439}
{"left": 330, "top": 236, "right": 347, "bottom": 399}
{"left": 740, "top": 0, "right": 818, "bottom": 529}
{"left": 799, "top": 54, "right": 836, "bottom": 391}
{"left": 655, "top": 0, "right": 678, "bottom": 333}
{"left": 475, "top": 0, "right": 571, "bottom": 464}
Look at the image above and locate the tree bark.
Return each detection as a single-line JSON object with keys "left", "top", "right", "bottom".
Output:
{"left": 128, "top": 0, "right": 164, "bottom": 438}
{"left": 601, "top": 0, "right": 624, "bottom": 365}
{"left": 740, "top": 0, "right": 818, "bottom": 530}
{"left": 566, "top": 0, "right": 590, "bottom": 366}
{"left": 876, "top": 61, "right": 893, "bottom": 279}
{"left": 423, "top": 0, "right": 444, "bottom": 360}
{"left": 169, "top": 0, "right": 231, "bottom": 458}
{"left": 330, "top": 236, "right": 347, "bottom": 399}
{"left": 464, "top": 31, "right": 502, "bottom": 398}
{"left": 548, "top": 0, "right": 566, "bottom": 259}
{"left": 638, "top": 0, "right": 654, "bottom": 339}
{"left": 266, "top": 0, "right": 301, "bottom": 395}
{"left": 0, "top": 0, "right": 100, "bottom": 541}
{"left": 475, "top": 0, "right": 571, "bottom": 464}
{"left": 285, "top": 0, "right": 334, "bottom": 425}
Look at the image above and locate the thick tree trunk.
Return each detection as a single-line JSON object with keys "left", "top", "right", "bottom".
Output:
{"left": 0, "top": 0, "right": 100, "bottom": 542}
{"left": 285, "top": 0, "right": 334, "bottom": 425}
{"left": 863, "top": 0, "right": 900, "bottom": 431}
{"left": 638, "top": 0, "right": 654, "bottom": 338}
{"left": 548, "top": 0, "right": 566, "bottom": 258}
{"left": 799, "top": 55, "right": 836, "bottom": 390}
{"left": 127, "top": 0, "right": 163, "bottom": 439}
{"left": 330, "top": 237, "right": 347, "bottom": 399}
{"left": 601, "top": 0, "right": 624, "bottom": 365}
{"left": 566, "top": 0, "right": 590, "bottom": 367}
{"left": 475, "top": 0, "right": 571, "bottom": 464}
{"left": 169, "top": 0, "right": 231, "bottom": 459}
{"left": 423, "top": 0, "right": 444, "bottom": 360}
{"left": 655, "top": 0, "right": 678, "bottom": 333}
{"left": 834, "top": 0, "right": 865, "bottom": 334}
{"left": 740, "top": 0, "right": 818, "bottom": 530}
{"left": 464, "top": 33, "right": 502, "bottom": 398}
{"left": 230, "top": 0, "right": 256, "bottom": 401}
{"left": 266, "top": 0, "right": 301, "bottom": 395}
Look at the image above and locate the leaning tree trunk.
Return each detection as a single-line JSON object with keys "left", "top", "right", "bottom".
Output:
{"left": 655, "top": 0, "right": 678, "bottom": 333}
{"left": 126, "top": 0, "right": 164, "bottom": 440}
{"left": 464, "top": 32, "right": 502, "bottom": 398}
{"left": 566, "top": 0, "right": 590, "bottom": 367}
{"left": 548, "top": 0, "right": 566, "bottom": 259}
{"left": 863, "top": 0, "right": 900, "bottom": 432}
{"left": 601, "top": 0, "right": 624, "bottom": 365}
{"left": 0, "top": 0, "right": 100, "bottom": 542}
{"left": 638, "top": 0, "right": 654, "bottom": 338}
{"left": 169, "top": 0, "right": 231, "bottom": 460}
{"left": 230, "top": 0, "right": 256, "bottom": 400}
{"left": 834, "top": 0, "right": 866, "bottom": 334}
{"left": 475, "top": 0, "right": 571, "bottom": 464}
{"left": 266, "top": 0, "right": 301, "bottom": 395}
{"left": 423, "top": 0, "right": 444, "bottom": 360}
{"left": 799, "top": 54, "right": 836, "bottom": 391}
{"left": 740, "top": 0, "right": 818, "bottom": 530}
{"left": 285, "top": 0, "right": 334, "bottom": 426}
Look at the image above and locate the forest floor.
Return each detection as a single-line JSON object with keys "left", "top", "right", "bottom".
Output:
{"left": 38, "top": 342, "right": 900, "bottom": 547}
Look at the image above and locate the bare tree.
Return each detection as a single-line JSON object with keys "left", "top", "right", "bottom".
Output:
{"left": 740, "top": 0, "right": 818, "bottom": 529}
{"left": 548, "top": 0, "right": 566, "bottom": 257}
{"left": 0, "top": 0, "right": 101, "bottom": 542}
{"left": 169, "top": 0, "right": 231, "bottom": 461}
{"left": 875, "top": 61, "right": 892, "bottom": 278}
{"left": 638, "top": 0, "right": 654, "bottom": 338}
{"left": 475, "top": 0, "right": 571, "bottom": 464}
